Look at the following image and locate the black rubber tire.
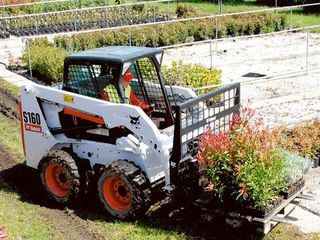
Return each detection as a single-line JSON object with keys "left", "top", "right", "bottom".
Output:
{"left": 97, "top": 160, "right": 151, "bottom": 219}
{"left": 38, "top": 150, "right": 81, "bottom": 205}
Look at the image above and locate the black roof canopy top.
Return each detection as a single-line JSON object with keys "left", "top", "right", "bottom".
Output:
{"left": 65, "top": 46, "right": 164, "bottom": 63}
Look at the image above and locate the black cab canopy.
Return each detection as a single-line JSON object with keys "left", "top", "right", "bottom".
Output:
{"left": 64, "top": 46, "right": 164, "bottom": 64}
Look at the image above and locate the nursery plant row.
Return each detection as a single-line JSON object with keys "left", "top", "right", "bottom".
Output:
{"left": 52, "top": 13, "right": 288, "bottom": 51}
{"left": 197, "top": 107, "right": 318, "bottom": 216}
{"left": 0, "top": 5, "right": 172, "bottom": 38}
{"left": 20, "top": 13, "right": 287, "bottom": 83}
{"left": 0, "top": 0, "right": 159, "bottom": 16}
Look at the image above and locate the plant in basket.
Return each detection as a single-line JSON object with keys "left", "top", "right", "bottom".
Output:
{"left": 196, "top": 106, "right": 287, "bottom": 216}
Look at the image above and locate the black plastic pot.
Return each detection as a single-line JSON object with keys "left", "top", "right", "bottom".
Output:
{"left": 239, "top": 196, "right": 284, "bottom": 218}
{"left": 315, "top": 154, "right": 320, "bottom": 167}
{"left": 281, "top": 178, "right": 305, "bottom": 199}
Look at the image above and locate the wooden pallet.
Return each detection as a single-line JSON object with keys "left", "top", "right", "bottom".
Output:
{"left": 225, "top": 188, "right": 314, "bottom": 235}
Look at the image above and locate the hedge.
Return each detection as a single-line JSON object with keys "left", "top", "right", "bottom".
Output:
{"left": 23, "top": 12, "right": 287, "bottom": 84}
{"left": 54, "top": 12, "right": 288, "bottom": 52}
{"left": 162, "top": 60, "right": 221, "bottom": 89}
{"left": 23, "top": 40, "right": 222, "bottom": 87}
{"left": 22, "top": 39, "right": 68, "bottom": 83}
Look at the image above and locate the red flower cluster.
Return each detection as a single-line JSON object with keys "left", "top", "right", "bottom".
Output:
{"left": 196, "top": 105, "right": 284, "bottom": 206}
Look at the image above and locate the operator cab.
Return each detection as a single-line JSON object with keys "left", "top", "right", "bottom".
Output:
{"left": 62, "top": 46, "right": 174, "bottom": 129}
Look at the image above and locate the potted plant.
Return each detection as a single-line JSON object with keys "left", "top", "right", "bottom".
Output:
{"left": 196, "top": 107, "right": 287, "bottom": 217}
{"left": 272, "top": 119, "right": 320, "bottom": 168}
{"left": 276, "top": 148, "right": 312, "bottom": 198}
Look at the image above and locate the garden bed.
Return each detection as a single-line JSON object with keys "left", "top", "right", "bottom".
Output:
{"left": 1, "top": 11, "right": 172, "bottom": 38}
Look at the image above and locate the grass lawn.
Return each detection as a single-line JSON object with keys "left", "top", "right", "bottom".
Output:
{"left": 159, "top": 1, "right": 320, "bottom": 31}
{"left": 159, "top": 0, "right": 267, "bottom": 15}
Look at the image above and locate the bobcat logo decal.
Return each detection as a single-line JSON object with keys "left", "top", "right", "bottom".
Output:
{"left": 129, "top": 115, "right": 140, "bottom": 125}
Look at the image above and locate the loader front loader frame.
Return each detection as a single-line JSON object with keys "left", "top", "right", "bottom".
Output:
{"left": 170, "top": 83, "right": 241, "bottom": 187}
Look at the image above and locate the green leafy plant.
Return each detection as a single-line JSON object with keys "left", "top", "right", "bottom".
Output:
{"left": 162, "top": 60, "right": 221, "bottom": 91}
{"left": 197, "top": 107, "right": 287, "bottom": 208}
{"left": 176, "top": 3, "right": 198, "bottom": 18}
{"left": 23, "top": 12, "right": 287, "bottom": 84}
{"left": 276, "top": 148, "right": 313, "bottom": 185}
{"left": 52, "top": 13, "right": 287, "bottom": 51}
{"left": 272, "top": 119, "right": 320, "bottom": 160}
{"left": 22, "top": 39, "right": 68, "bottom": 83}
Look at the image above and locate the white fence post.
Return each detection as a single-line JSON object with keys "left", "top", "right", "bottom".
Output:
{"left": 306, "top": 29, "right": 309, "bottom": 75}
{"left": 26, "top": 39, "right": 33, "bottom": 79}
{"left": 210, "top": 41, "right": 212, "bottom": 69}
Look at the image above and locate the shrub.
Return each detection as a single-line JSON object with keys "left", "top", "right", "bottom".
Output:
{"left": 22, "top": 39, "right": 68, "bottom": 84}
{"left": 197, "top": 107, "right": 287, "bottom": 208}
{"left": 26, "top": 13, "right": 288, "bottom": 84}
{"left": 162, "top": 61, "right": 221, "bottom": 90}
{"left": 132, "top": 3, "right": 145, "bottom": 13}
{"left": 272, "top": 119, "right": 320, "bottom": 160}
{"left": 53, "top": 13, "right": 288, "bottom": 51}
{"left": 176, "top": 3, "right": 198, "bottom": 18}
{"left": 276, "top": 148, "right": 313, "bottom": 185}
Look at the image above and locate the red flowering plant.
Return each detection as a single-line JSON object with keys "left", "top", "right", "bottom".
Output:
{"left": 272, "top": 118, "right": 320, "bottom": 161}
{"left": 197, "top": 106, "right": 287, "bottom": 209}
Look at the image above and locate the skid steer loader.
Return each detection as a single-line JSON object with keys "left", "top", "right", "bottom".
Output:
{"left": 20, "top": 46, "right": 240, "bottom": 219}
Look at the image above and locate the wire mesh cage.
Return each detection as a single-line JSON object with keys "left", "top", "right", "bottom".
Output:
{"left": 130, "top": 57, "right": 171, "bottom": 114}
{"left": 172, "top": 82, "right": 241, "bottom": 160}
{"left": 66, "top": 64, "right": 98, "bottom": 98}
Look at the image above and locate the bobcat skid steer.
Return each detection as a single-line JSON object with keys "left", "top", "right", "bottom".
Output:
{"left": 20, "top": 46, "right": 240, "bottom": 219}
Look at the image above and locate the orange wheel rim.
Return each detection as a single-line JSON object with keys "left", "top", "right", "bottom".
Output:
{"left": 102, "top": 176, "right": 131, "bottom": 212}
{"left": 45, "top": 163, "right": 70, "bottom": 197}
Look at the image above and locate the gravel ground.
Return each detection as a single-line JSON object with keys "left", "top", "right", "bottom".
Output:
{"left": 163, "top": 32, "right": 320, "bottom": 128}
{"left": 163, "top": 32, "right": 320, "bottom": 83}
{"left": 164, "top": 32, "right": 320, "bottom": 230}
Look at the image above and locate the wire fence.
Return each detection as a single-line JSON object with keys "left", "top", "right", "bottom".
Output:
{"left": 171, "top": 25, "right": 320, "bottom": 102}
{"left": 2, "top": 2, "right": 319, "bottom": 39}
{"left": 0, "top": 0, "right": 171, "bottom": 9}
{"left": 7, "top": 2, "right": 320, "bottom": 103}
{"left": 0, "top": 0, "right": 175, "bottom": 38}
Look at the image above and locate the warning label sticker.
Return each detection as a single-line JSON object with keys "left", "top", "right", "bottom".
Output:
{"left": 25, "top": 123, "right": 42, "bottom": 133}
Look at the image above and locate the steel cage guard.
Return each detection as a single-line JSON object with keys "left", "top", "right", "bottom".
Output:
{"left": 170, "top": 82, "right": 241, "bottom": 186}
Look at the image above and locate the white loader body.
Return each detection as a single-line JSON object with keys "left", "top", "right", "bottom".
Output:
{"left": 20, "top": 82, "right": 178, "bottom": 186}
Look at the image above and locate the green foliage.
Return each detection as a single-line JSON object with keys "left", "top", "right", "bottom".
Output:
{"left": 1, "top": 0, "right": 117, "bottom": 15}
{"left": 276, "top": 148, "right": 313, "bottom": 185}
{"left": 176, "top": 3, "right": 198, "bottom": 18}
{"left": 26, "top": 13, "right": 288, "bottom": 85}
{"left": 272, "top": 119, "right": 320, "bottom": 160}
{"left": 162, "top": 61, "right": 221, "bottom": 90}
{"left": 0, "top": 78, "right": 20, "bottom": 96}
{"left": 1, "top": 3, "right": 171, "bottom": 37}
{"left": 197, "top": 107, "right": 287, "bottom": 208}
{"left": 53, "top": 13, "right": 288, "bottom": 51}
{"left": 201, "top": 0, "right": 245, "bottom": 3}
{"left": 132, "top": 3, "right": 145, "bottom": 13}
{"left": 22, "top": 39, "right": 68, "bottom": 84}
{"left": 256, "top": 0, "right": 320, "bottom": 13}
